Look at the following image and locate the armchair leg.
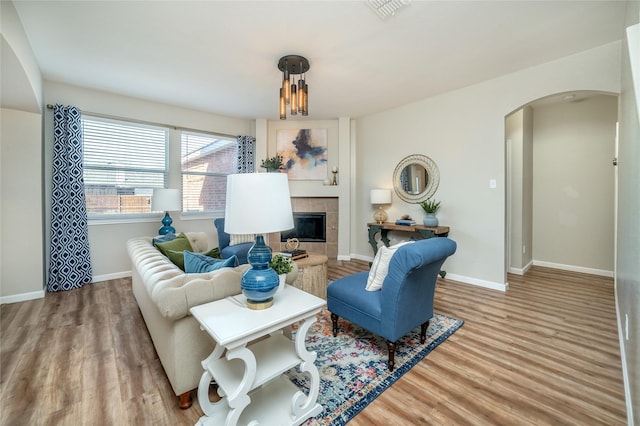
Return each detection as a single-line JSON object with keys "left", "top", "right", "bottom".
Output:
{"left": 178, "top": 391, "right": 192, "bottom": 409}
{"left": 420, "top": 320, "right": 430, "bottom": 344}
{"left": 330, "top": 313, "right": 339, "bottom": 337}
{"left": 387, "top": 341, "right": 397, "bottom": 371}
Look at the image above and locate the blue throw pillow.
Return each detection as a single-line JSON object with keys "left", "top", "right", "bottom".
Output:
{"left": 184, "top": 251, "right": 238, "bottom": 274}
{"left": 152, "top": 232, "right": 176, "bottom": 247}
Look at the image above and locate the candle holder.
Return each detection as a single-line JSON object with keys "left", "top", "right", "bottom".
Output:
{"left": 331, "top": 170, "right": 338, "bottom": 186}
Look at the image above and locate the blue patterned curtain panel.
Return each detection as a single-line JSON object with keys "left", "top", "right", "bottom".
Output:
{"left": 47, "top": 104, "right": 92, "bottom": 292}
{"left": 236, "top": 135, "right": 256, "bottom": 173}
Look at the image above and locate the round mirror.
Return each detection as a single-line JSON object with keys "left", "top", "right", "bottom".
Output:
{"left": 392, "top": 154, "right": 439, "bottom": 203}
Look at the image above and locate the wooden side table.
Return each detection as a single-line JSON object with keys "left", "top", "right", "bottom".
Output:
{"left": 190, "top": 286, "right": 325, "bottom": 426}
{"left": 367, "top": 222, "right": 450, "bottom": 256}
{"left": 292, "top": 254, "right": 328, "bottom": 299}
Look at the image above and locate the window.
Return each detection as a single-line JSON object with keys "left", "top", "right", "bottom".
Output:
{"left": 82, "top": 115, "right": 169, "bottom": 216}
{"left": 181, "top": 131, "right": 238, "bottom": 213}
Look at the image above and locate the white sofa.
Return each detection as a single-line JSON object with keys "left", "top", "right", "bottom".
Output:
{"left": 127, "top": 232, "right": 298, "bottom": 408}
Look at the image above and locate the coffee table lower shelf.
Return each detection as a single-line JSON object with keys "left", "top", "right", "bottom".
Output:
{"left": 196, "top": 375, "right": 322, "bottom": 426}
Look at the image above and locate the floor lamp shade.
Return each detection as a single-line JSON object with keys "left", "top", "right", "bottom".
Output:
{"left": 152, "top": 188, "right": 181, "bottom": 235}
{"left": 224, "top": 173, "right": 294, "bottom": 309}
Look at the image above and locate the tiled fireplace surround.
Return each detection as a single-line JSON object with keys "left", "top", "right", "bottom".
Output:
{"left": 266, "top": 197, "right": 338, "bottom": 259}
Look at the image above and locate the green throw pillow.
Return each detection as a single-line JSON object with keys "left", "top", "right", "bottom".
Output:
{"left": 159, "top": 240, "right": 221, "bottom": 271}
{"left": 155, "top": 233, "right": 193, "bottom": 269}
{"left": 202, "top": 247, "right": 221, "bottom": 259}
{"left": 164, "top": 249, "right": 188, "bottom": 270}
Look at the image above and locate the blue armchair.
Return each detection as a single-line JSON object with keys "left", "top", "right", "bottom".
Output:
{"left": 327, "top": 237, "right": 457, "bottom": 370}
{"left": 213, "top": 218, "right": 252, "bottom": 265}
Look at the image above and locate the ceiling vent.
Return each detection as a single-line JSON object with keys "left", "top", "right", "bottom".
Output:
{"left": 367, "top": 0, "right": 412, "bottom": 20}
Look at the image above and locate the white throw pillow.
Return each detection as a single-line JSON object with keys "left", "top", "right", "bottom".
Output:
{"left": 365, "top": 241, "right": 414, "bottom": 291}
{"left": 229, "top": 233, "right": 255, "bottom": 246}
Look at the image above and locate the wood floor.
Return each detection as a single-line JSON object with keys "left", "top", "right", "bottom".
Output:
{"left": 1, "top": 261, "right": 626, "bottom": 425}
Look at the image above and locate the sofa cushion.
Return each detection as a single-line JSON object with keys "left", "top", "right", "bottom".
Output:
{"left": 184, "top": 252, "right": 238, "bottom": 273}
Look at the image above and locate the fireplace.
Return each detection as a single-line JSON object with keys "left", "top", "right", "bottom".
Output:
{"left": 281, "top": 212, "right": 326, "bottom": 242}
{"left": 267, "top": 198, "right": 337, "bottom": 259}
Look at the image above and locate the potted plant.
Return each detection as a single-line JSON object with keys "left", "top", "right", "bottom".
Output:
{"left": 270, "top": 253, "right": 293, "bottom": 292}
{"left": 260, "top": 155, "right": 284, "bottom": 172}
{"left": 418, "top": 198, "right": 441, "bottom": 227}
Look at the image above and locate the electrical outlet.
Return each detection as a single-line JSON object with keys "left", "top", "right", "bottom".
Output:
{"left": 625, "top": 314, "right": 629, "bottom": 341}
{"left": 522, "top": 245, "right": 526, "bottom": 255}
{"left": 489, "top": 179, "right": 497, "bottom": 189}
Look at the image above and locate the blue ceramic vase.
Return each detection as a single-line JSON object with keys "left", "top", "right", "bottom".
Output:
{"left": 423, "top": 213, "right": 438, "bottom": 227}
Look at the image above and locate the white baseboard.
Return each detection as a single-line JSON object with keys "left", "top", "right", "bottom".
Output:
{"left": 532, "top": 260, "right": 613, "bottom": 278}
{"left": 1, "top": 289, "right": 45, "bottom": 305}
{"left": 92, "top": 270, "right": 132, "bottom": 283}
{"left": 444, "top": 273, "right": 508, "bottom": 292}
{"left": 509, "top": 260, "right": 533, "bottom": 276}
{"left": 0, "top": 271, "right": 132, "bottom": 304}
{"left": 349, "top": 253, "right": 372, "bottom": 263}
{"left": 348, "top": 253, "right": 508, "bottom": 292}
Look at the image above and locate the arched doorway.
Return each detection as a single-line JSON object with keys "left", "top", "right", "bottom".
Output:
{"left": 505, "top": 91, "right": 618, "bottom": 277}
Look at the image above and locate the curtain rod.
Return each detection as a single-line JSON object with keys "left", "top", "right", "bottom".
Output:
{"left": 45, "top": 104, "right": 238, "bottom": 139}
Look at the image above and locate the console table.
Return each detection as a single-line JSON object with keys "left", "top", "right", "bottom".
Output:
{"left": 367, "top": 222, "right": 450, "bottom": 255}
{"left": 190, "top": 286, "right": 325, "bottom": 426}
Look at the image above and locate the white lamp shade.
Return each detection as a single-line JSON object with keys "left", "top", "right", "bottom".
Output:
{"left": 224, "top": 173, "right": 294, "bottom": 234}
{"left": 370, "top": 189, "right": 392, "bottom": 205}
{"left": 152, "top": 188, "right": 181, "bottom": 212}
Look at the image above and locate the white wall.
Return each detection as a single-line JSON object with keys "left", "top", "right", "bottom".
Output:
{"left": 0, "top": 2, "right": 44, "bottom": 302}
{"left": 0, "top": 1, "right": 42, "bottom": 112}
{"left": 506, "top": 106, "right": 533, "bottom": 273}
{"left": 1, "top": 108, "right": 44, "bottom": 301}
{"left": 355, "top": 42, "right": 621, "bottom": 290}
{"left": 616, "top": 2, "right": 640, "bottom": 423}
{"left": 43, "top": 81, "right": 254, "bottom": 282}
{"left": 532, "top": 94, "right": 617, "bottom": 275}
{"left": 263, "top": 118, "right": 352, "bottom": 258}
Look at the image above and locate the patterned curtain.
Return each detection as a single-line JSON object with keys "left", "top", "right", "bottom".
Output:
{"left": 47, "top": 104, "right": 92, "bottom": 292}
{"left": 236, "top": 135, "right": 256, "bottom": 173}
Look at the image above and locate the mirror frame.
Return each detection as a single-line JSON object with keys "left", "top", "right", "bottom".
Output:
{"left": 392, "top": 154, "right": 440, "bottom": 203}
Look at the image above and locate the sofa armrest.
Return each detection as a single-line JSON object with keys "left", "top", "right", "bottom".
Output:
{"left": 128, "top": 235, "right": 251, "bottom": 321}
{"left": 151, "top": 264, "right": 251, "bottom": 320}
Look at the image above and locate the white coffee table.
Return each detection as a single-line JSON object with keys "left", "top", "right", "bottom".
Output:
{"left": 190, "top": 285, "right": 326, "bottom": 426}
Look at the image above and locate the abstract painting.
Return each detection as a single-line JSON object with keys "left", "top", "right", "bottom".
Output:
{"left": 276, "top": 129, "right": 328, "bottom": 180}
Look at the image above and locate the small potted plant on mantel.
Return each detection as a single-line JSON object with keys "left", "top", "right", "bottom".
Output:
{"left": 418, "top": 198, "right": 441, "bottom": 227}
{"left": 270, "top": 253, "right": 293, "bottom": 292}
{"left": 260, "top": 155, "right": 284, "bottom": 172}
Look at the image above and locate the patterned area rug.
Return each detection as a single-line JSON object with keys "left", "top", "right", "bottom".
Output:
{"left": 287, "top": 308, "right": 464, "bottom": 425}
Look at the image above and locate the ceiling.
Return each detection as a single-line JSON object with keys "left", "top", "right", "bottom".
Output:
{"left": 10, "top": 1, "right": 628, "bottom": 120}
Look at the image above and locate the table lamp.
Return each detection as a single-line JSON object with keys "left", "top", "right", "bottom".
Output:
{"left": 224, "top": 173, "right": 294, "bottom": 309}
{"left": 152, "top": 188, "right": 181, "bottom": 235}
{"left": 370, "top": 189, "right": 392, "bottom": 224}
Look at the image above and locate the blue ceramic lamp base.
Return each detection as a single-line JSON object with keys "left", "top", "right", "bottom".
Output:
{"left": 158, "top": 212, "right": 176, "bottom": 235}
{"left": 242, "top": 235, "right": 279, "bottom": 310}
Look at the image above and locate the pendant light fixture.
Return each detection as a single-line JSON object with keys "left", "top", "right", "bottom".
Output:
{"left": 278, "top": 55, "right": 309, "bottom": 119}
